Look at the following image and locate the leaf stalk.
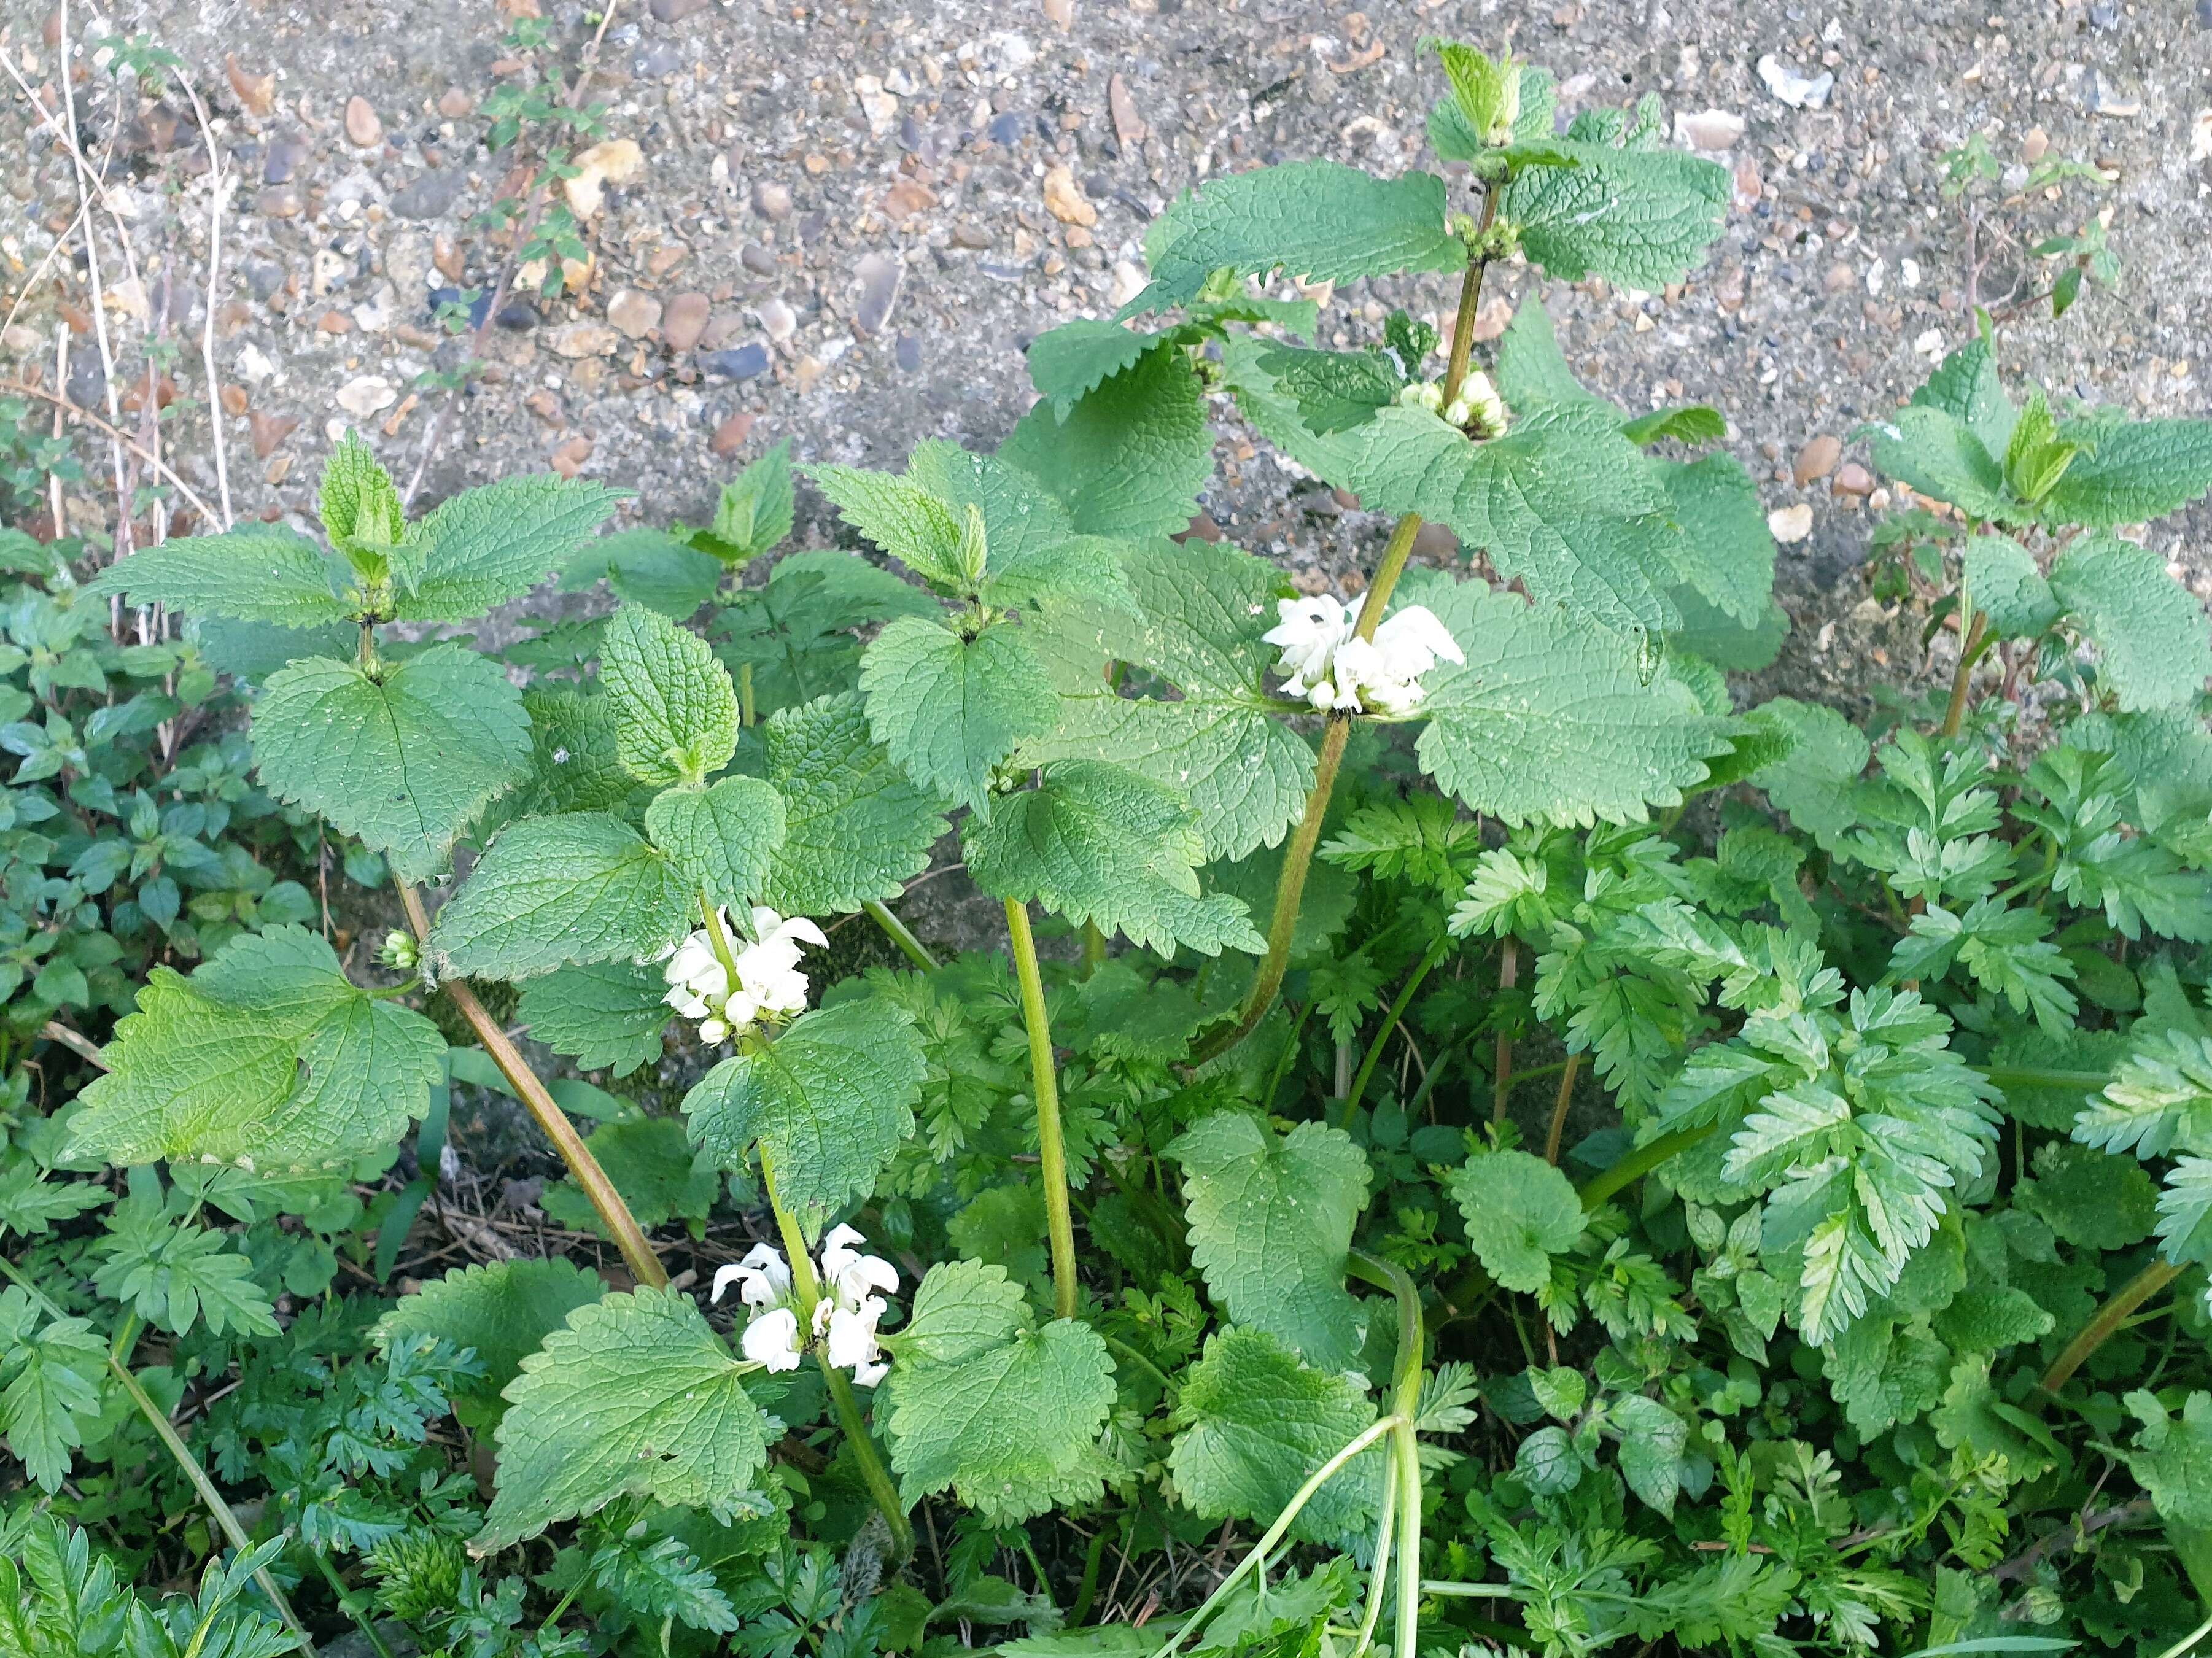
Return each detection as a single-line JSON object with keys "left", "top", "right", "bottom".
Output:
{"left": 1005, "top": 897, "right": 1081, "bottom": 1320}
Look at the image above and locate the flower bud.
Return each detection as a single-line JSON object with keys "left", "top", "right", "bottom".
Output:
{"left": 379, "top": 929, "right": 419, "bottom": 971}
{"left": 1443, "top": 397, "right": 1473, "bottom": 430}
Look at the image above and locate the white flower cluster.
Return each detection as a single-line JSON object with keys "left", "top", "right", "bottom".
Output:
{"left": 1397, "top": 370, "right": 1510, "bottom": 439}
{"left": 662, "top": 905, "right": 826, "bottom": 1045}
{"left": 712, "top": 1225, "right": 896, "bottom": 1386}
{"left": 1262, "top": 595, "right": 1465, "bottom": 715}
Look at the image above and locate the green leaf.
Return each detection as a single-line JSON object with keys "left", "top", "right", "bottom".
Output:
{"left": 878, "top": 1258, "right": 1028, "bottom": 1366}
{"left": 502, "top": 688, "right": 638, "bottom": 822}
{"left": 2156, "top": 1156, "right": 2212, "bottom": 1268}
{"left": 1656, "top": 452, "right": 1777, "bottom": 628}
{"left": 1020, "top": 538, "right": 1312, "bottom": 861}
{"left": 884, "top": 1308, "right": 1116, "bottom": 1524}
{"left": 2073, "top": 1028, "right": 2212, "bottom": 1158}
{"left": 600, "top": 603, "right": 742, "bottom": 788}
{"left": 1888, "top": 899, "right": 2078, "bottom": 1034}
{"left": 429, "top": 813, "right": 694, "bottom": 982}
{"left": 1502, "top": 139, "right": 1730, "bottom": 289}
{"left": 568, "top": 529, "right": 724, "bottom": 618}
{"left": 390, "top": 475, "right": 626, "bottom": 622}
{"left": 1252, "top": 345, "right": 1402, "bottom": 435}
{"left": 252, "top": 643, "right": 532, "bottom": 883}
{"left": 810, "top": 464, "right": 972, "bottom": 592}
{"left": 91, "top": 1199, "right": 279, "bottom": 1339}
{"left": 699, "top": 439, "right": 796, "bottom": 562}
{"left": 83, "top": 528, "right": 352, "bottom": 627}
{"left": 2002, "top": 391, "right": 2079, "bottom": 505}
{"left": 1120, "top": 160, "right": 1463, "bottom": 318}
{"left": 0, "top": 1163, "right": 110, "bottom": 1238}
{"left": 543, "top": 1117, "right": 718, "bottom": 1238}
{"left": 999, "top": 346, "right": 1213, "bottom": 541}
{"left": 1170, "top": 1327, "right": 1382, "bottom": 1545}
{"left": 893, "top": 441, "right": 1134, "bottom": 614}
{"left": 645, "top": 776, "right": 788, "bottom": 912}
{"left": 2049, "top": 534, "right": 2212, "bottom": 712}
{"left": 1912, "top": 338, "right": 2017, "bottom": 459}
{"left": 760, "top": 692, "right": 949, "bottom": 915}
{"left": 374, "top": 1258, "right": 607, "bottom": 1425}
{"left": 1407, "top": 574, "right": 1726, "bottom": 826}
{"left": 2017, "top": 1155, "right": 2153, "bottom": 1276}
{"left": 2043, "top": 417, "right": 2212, "bottom": 529}
{"left": 319, "top": 430, "right": 404, "bottom": 554}
{"left": 67, "top": 925, "right": 444, "bottom": 1171}
{"left": 1492, "top": 300, "right": 1610, "bottom": 416}
{"left": 0, "top": 1288, "right": 106, "bottom": 1493}
{"left": 474, "top": 1286, "right": 777, "bottom": 1552}
{"left": 712, "top": 550, "right": 937, "bottom": 718}
{"left": 2121, "top": 1389, "right": 2212, "bottom": 1532}
{"left": 1606, "top": 1393, "right": 1688, "bottom": 1516}
{"left": 1168, "top": 1112, "right": 1370, "bottom": 1369}
{"left": 1962, "top": 534, "right": 2059, "bottom": 639}
{"left": 517, "top": 958, "right": 670, "bottom": 1076}
{"left": 1027, "top": 319, "right": 1170, "bottom": 411}
{"left": 1862, "top": 406, "right": 2016, "bottom": 521}
{"left": 1930, "top": 1356, "right": 2059, "bottom": 1482}
{"left": 1450, "top": 1149, "right": 1585, "bottom": 1294}
{"left": 1621, "top": 405, "right": 1728, "bottom": 446}
{"left": 1746, "top": 697, "right": 1871, "bottom": 852}
{"left": 965, "top": 761, "right": 1263, "bottom": 956}
{"left": 1435, "top": 43, "right": 1519, "bottom": 144}
{"left": 681, "top": 999, "right": 926, "bottom": 1243}
{"left": 860, "top": 616, "right": 1052, "bottom": 816}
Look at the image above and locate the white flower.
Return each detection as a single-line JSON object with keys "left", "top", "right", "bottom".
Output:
{"left": 740, "top": 1306, "right": 804, "bottom": 1371}
{"left": 661, "top": 906, "right": 828, "bottom": 1044}
{"left": 819, "top": 1223, "right": 899, "bottom": 1304}
{"left": 824, "top": 1298, "right": 887, "bottom": 1372}
{"left": 1373, "top": 605, "right": 1465, "bottom": 680}
{"left": 712, "top": 1242, "right": 793, "bottom": 1310}
{"left": 1262, "top": 596, "right": 1353, "bottom": 702}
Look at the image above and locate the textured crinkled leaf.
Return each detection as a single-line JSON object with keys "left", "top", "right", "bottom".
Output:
{"left": 517, "top": 958, "right": 670, "bottom": 1076}
{"left": 712, "top": 550, "right": 937, "bottom": 719}
{"left": 1962, "top": 534, "right": 2059, "bottom": 640}
{"left": 861, "top": 616, "right": 1052, "bottom": 816}
{"left": 1168, "top": 1112, "right": 1370, "bottom": 1369}
{"left": 83, "top": 528, "right": 352, "bottom": 627}
{"left": 1607, "top": 1393, "right": 1689, "bottom": 1516}
{"left": 702, "top": 440, "right": 796, "bottom": 562}
{"left": 1170, "top": 1328, "right": 1381, "bottom": 1545}
{"left": 1000, "top": 346, "right": 1213, "bottom": 540}
{"left": 1451, "top": 1150, "right": 1585, "bottom": 1293}
{"left": 810, "top": 462, "right": 970, "bottom": 592}
{"left": 1407, "top": 575, "right": 1725, "bottom": 826}
{"left": 1656, "top": 453, "right": 1775, "bottom": 627}
{"left": 681, "top": 999, "right": 925, "bottom": 1242}
{"left": 1911, "top": 338, "right": 2017, "bottom": 459}
{"left": 1027, "top": 319, "right": 1169, "bottom": 411}
{"left": 761, "top": 692, "right": 947, "bottom": 915}
{"left": 1501, "top": 139, "right": 1729, "bottom": 289}
{"left": 1019, "top": 541, "right": 1312, "bottom": 859}
{"left": 1121, "top": 160, "right": 1461, "bottom": 317}
{"left": 600, "top": 603, "right": 742, "bottom": 788}
{"left": 2049, "top": 534, "right": 2212, "bottom": 713}
{"left": 389, "top": 475, "right": 626, "bottom": 621}
{"left": 1745, "top": 697, "right": 1871, "bottom": 852}
{"left": 2043, "top": 417, "right": 2212, "bottom": 529}
{"left": 882, "top": 1260, "right": 1030, "bottom": 1367}
{"left": 572, "top": 528, "right": 723, "bottom": 618}
{"left": 2121, "top": 1389, "right": 2212, "bottom": 1532}
{"left": 1862, "top": 406, "right": 2015, "bottom": 521}
{"left": 502, "top": 688, "right": 637, "bottom": 821}
{"left": 1930, "top": 1355, "right": 2059, "bottom": 1481}
{"left": 646, "top": 776, "right": 788, "bottom": 911}
{"left": 430, "top": 813, "right": 694, "bottom": 982}
{"left": 964, "top": 761, "right": 1263, "bottom": 956}
{"left": 252, "top": 643, "right": 531, "bottom": 883}
{"left": 1251, "top": 344, "right": 1402, "bottom": 435}
{"left": 475, "top": 1287, "right": 775, "bottom": 1551}
{"left": 66, "top": 926, "right": 443, "bottom": 1172}
{"left": 374, "top": 1258, "right": 605, "bottom": 1423}
{"left": 543, "top": 1116, "right": 718, "bottom": 1237}
{"left": 2014, "top": 1141, "right": 2158, "bottom": 1250}
{"left": 1492, "top": 300, "right": 1611, "bottom": 416}
{"left": 885, "top": 1317, "right": 1116, "bottom": 1524}
{"left": 319, "top": 430, "right": 405, "bottom": 552}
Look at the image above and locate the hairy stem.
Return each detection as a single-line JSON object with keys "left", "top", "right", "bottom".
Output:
{"left": 1491, "top": 940, "right": 1518, "bottom": 1125}
{"left": 1578, "top": 1121, "right": 1718, "bottom": 1212}
{"left": 1440, "top": 190, "right": 1501, "bottom": 406}
{"left": 2041, "top": 1258, "right": 2186, "bottom": 1397}
{"left": 1542, "top": 1053, "right": 1582, "bottom": 1165}
{"left": 400, "top": 884, "right": 666, "bottom": 1288}
{"left": 1341, "top": 936, "right": 1451, "bottom": 1128}
{"left": 864, "top": 898, "right": 940, "bottom": 971}
{"left": 1349, "top": 1250, "right": 1426, "bottom": 1658}
{"left": 1939, "top": 608, "right": 1990, "bottom": 740}
{"left": 1081, "top": 921, "right": 1108, "bottom": 980}
{"left": 1006, "top": 897, "right": 1081, "bottom": 1320}
{"left": 0, "top": 1256, "right": 310, "bottom": 1646}
{"left": 758, "top": 1147, "right": 915, "bottom": 1565}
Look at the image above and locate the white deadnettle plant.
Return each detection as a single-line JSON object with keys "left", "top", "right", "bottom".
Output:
{"left": 712, "top": 1224, "right": 897, "bottom": 1385}
{"left": 662, "top": 905, "right": 828, "bottom": 1044}
{"left": 1262, "top": 595, "right": 1466, "bottom": 715}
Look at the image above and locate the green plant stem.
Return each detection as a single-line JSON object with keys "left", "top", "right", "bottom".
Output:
{"left": 1341, "top": 936, "right": 1451, "bottom": 1128}
{"left": 1081, "top": 921, "right": 1108, "bottom": 979}
{"left": 700, "top": 890, "right": 742, "bottom": 980}
{"left": 1070, "top": 1526, "right": 1108, "bottom": 1628}
{"left": 1260, "top": 1001, "right": 1314, "bottom": 1114}
{"left": 864, "top": 898, "right": 940, "bottom": 970}
{"left": 1005, "top": 897, "right": 1081, "bottom": 1320}
{"left": 1348, "top": 1445, "right": 1399, "bottom": 1658}
{"left": 2151, "top": 1610, "right": 2212, "bottom": 1658}
{"left": 1984, "top": 1065, "right": 2111, "bottom": 1093}
{"left": 400, "top": 883, "right": 667, "bottom": 1290}
{"left": 1440, "top": 189, "right": 1501, "bottom": 405}
{"left": 305, "top": 1543, "right": 400, "bottom": 1658}
{"left": 2041, "top": 1258, "right": 2186, "bottom": 1397}
{"left": 0, "top": 1257, "right": 311, "bottom": 1648}
{"left": 1578, "top": 1121, "right": 1718, "bottom": 1211}
{"left": 1416, "top": 1581, "right": 1515, "bottom": 1598}
{"left": 1349, "top": 1250, "right": 1426, "bottom": 1658}
{"left": 756, "top": 1146, "right": 915, "bottom": 1566}
{"left": 1542, "top": 1053, "right": 1581, "bottom": 1165}
{"left": 1100, "top": 1330, "right": 1175, "bottom": 1394}
{"left": 1939, "top": 606, "right": 1989, "bottom": 740}
{"left": 1144, "top": 1414, "right": 1406, "bottom": 1658}
{"left": 1491, "top": 940, "right": 1517, "bottom": 1124}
